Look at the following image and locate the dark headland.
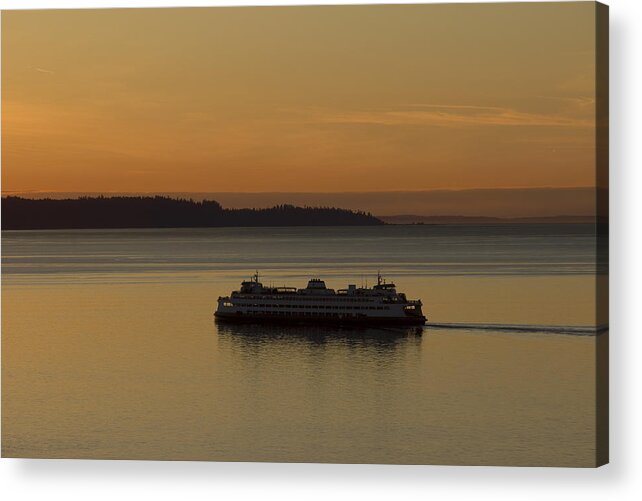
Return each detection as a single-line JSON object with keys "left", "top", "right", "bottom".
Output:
{"left": 1, "top": 196, "right": 383, "bottom": 230}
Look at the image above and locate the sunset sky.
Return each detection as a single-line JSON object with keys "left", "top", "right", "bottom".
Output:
{"left": 2, "top": 3, "right": 597, "bottom": 213}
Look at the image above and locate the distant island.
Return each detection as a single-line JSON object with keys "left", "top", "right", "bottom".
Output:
{"left": 1, "top": 196, "right": 383, "bottom": 230}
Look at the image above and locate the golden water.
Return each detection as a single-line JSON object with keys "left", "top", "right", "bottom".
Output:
{"left": 2, "top": 226, "right": 601, "bottom": 465}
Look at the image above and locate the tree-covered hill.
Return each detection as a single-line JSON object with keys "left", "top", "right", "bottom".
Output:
{"left": 1, "top": 196, "right": 383, "bottom": 230}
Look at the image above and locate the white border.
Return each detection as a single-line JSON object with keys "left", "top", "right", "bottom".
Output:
{"left": 2, "top": 1, "right": 641, "bottom": 500}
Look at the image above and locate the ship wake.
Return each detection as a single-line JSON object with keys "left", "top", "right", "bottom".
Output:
{"left": 425, "top": 322, "right": 607, "bottom": 336}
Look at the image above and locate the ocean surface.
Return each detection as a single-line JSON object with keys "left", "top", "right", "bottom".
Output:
{"left": 1, "top": 225, "right": 604, "bottom": 465}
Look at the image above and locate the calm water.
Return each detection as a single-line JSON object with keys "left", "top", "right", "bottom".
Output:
{"left": 2, "top": 225, "right": 603, "bottom": 465}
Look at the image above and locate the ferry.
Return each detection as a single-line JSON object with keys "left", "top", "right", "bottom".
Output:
{"left": 214, "top": 272, "right": 426, "bottom": 326}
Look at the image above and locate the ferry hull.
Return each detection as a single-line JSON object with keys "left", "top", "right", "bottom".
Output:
{"left": 214, "top": 311, "right": 426, "bottom": 326}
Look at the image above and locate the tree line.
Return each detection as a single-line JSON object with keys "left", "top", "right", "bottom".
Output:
{"left": 1, "top": 196, "right": 383, "bottom": 230}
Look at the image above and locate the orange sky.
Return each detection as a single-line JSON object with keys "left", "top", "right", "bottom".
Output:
{"left": 2, "top": 3, "right": 597, "bottom": 195}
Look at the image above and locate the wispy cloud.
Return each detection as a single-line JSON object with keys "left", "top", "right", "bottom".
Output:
{"left": 304, "top": 103, "right": 593, "bottom": 129}
{"left": 34, "top": 67, "right": 55, "bottom": 75}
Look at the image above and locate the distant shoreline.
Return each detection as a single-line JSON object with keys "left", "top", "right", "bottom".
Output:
{"left": 1, "top": 196, "right": 383, "bottom": 230}
{"left": 1, "top": 196, "right": 602, "bottom": 230}
{"left": 2, "top": 188, "right": 601, "bottom": 221}
{"left": 378, "top": 215, "right": 601, "bottom": 225}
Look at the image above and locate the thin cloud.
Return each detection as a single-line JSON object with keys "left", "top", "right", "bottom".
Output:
{"left": 34, "top": 67, "right": 55, "bottom": 75}
{"left": 306, "top": 104, "right": 593, "bottom": 128}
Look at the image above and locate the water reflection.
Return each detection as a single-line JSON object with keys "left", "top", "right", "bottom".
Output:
{"left": 215, "top": 320, "right": 423, "bottom": 351}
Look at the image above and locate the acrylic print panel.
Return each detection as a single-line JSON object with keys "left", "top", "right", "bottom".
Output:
{"left": 1, "top": 2, "right": 608, "bottom": 466}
